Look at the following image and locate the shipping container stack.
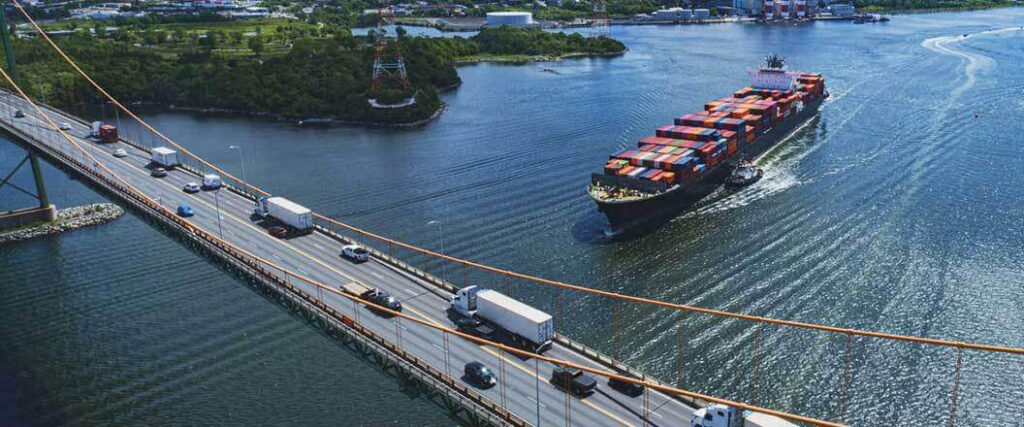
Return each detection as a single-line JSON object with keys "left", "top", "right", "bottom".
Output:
{"left": 599, "top": 76, "right": 824, "bottom": 192}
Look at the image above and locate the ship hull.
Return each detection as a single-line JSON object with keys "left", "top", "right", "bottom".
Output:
{"left": 591, "top": 97, "right": 823, "bottom": 238}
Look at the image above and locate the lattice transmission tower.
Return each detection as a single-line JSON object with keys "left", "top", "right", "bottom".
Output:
{"left": 371, "top": 3, "right": 410, "bottom": 92}
{"left": 591, "top": 0, "right": 610, "bottom": 38}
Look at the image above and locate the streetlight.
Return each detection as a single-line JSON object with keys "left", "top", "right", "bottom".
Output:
{"left": 229, "top": 145, "right": 249, "bottom": 196}
{"left": 428, "top": 219, "right": 446, "bottom": 284}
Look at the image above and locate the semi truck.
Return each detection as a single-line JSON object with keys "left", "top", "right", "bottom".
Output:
{"left": 254, "top": 196, "right": 314, "bottom": 233}
{"left": 449, "top": 286, "right": 554, "bottom": 352}
{"left": 90, "top": 121, "right": 119, "bottom": 143}
{"left": 690, "top": 404, "right": 796, "bottom": 427}
{"left": 150, "top": 147, "right": 180, "bottom": 168}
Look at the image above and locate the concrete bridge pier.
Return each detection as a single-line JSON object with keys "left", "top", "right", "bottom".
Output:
{"left": 0, "top": 2, "right": 55, "bottom": 230}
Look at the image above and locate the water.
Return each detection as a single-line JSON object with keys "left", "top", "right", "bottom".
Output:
{"left": 4, "top": 9, "right": 1024, "bottom": 426}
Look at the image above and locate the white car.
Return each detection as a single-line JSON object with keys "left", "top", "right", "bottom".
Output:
{"left": 113, "top": 148, "right": 128, "bottom": 158}
{"left": 341, "top": 244, "right": 370, "bottom": 263}
{"left": 182, "top": 182, "right": 201, "bottom": 193}
{"left": 59, "top": 122, "right": 72, "bottom": 130}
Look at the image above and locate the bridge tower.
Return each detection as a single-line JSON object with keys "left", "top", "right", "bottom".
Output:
{"left": 591, "top": 0, "right": 610, "bottom": 38}
{"left": 370, "top": 4, "right": 409, "bottom": 92}
{"left": 0, "top": 3, "right": 56, "bottom": 229}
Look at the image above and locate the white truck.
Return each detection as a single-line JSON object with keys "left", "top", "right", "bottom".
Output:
{"left": 150, "top": 147, "right": 180, "bottom": 168}
{"left": 254, "top": 196, "right": 314, "bottom": 232}
{"left": 690, "top": 404, "right": 796, "bottom": 427}
{"left": 450, "top": 286, "right": 554, "bottom": 352}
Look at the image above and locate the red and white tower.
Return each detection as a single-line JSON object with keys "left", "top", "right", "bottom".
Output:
{"left": 591, "top": 0, "right": 609, "bottom": 38}
{"left": 371, "top": 4, "right": 409, "bottom": 92}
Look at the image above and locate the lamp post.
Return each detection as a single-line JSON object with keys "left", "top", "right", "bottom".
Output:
{"left": 229, "top": 145, "right": 249, "bottom": 196}
{"left": 428, "top": 219, "right": 446, "bottom": 284}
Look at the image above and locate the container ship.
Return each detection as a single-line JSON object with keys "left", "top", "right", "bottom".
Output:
{"left": 588, "top": 56, "right": 827, "bottom": 236}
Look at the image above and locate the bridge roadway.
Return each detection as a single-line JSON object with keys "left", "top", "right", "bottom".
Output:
{"left": 0, "top": 93, "right": 778, "bottom": 427}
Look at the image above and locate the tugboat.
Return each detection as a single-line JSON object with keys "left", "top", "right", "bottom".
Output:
{"left": 724, "top": 160, "right": 763, "bottom": 189}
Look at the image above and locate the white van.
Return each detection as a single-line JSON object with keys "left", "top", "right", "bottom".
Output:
{"left": 202, "top": 174, "right": 223, "bottom": 190}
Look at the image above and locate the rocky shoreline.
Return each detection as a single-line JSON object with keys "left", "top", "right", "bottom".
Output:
{"left": 0, "top": 203, "right": 124, "bottom": 245}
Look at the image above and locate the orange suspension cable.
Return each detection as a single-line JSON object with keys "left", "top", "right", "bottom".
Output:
{"left": 12, "top": 1, "right": 1024, "bottom": 358}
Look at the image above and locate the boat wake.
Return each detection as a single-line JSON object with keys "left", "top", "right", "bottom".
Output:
{"left": 689, "top": 165, "right": 802, "bottom": 216}
{"left": 920, "top": 27, "right": 1021, "bottom": 100}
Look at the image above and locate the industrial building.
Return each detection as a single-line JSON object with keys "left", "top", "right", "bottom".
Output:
{"left": 652, "top": 7, "right": 692, "bottom": 20}
{"left": 763, "top": 0, "right": 807, "bottom": 19}
{"left": 828, "top": 3, "right": 855, "bottom": 16}
{"left": 485, "top": 11, "right": 534, "bottom": 26}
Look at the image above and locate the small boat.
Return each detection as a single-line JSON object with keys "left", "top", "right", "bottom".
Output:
{"left": 725, "top": 161, "right": 763, "bottom": 189}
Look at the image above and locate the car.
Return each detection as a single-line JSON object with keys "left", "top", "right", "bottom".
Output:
{"left": 551, "top": 366, "right": 597, "bottom": 397}
{"left": 150, "top": 167, "right": 168, "bottom": 178}
{"left": 182, "top": 182, "right": 201, "bottom": 193}
{"left": 341, "top": 244, "right": 370, "bottom": 262}
{"left": 176, "top": 204, "right": 194, "bottom": 217}
{"left": 14, "top": 110, "right": 24, "bottom": 118}
{"left": 464, "top": 361, "right": 497, "bottom": 388}
{"left": 607, "top": 371, "right": 645, "bottom": 397}
{"left": 268, "top": 226, "right": 288, "bottom": 238}
{"left": 113, "top": 148, "right": 128, "bottom": 158}
{"left": 201, "top": 174, "right": 222, "bottom": 190}
{"left": 453, "top": 316, "right": 496, "bottom": 339}
{"left": 59, "top": 122, "right": 72, "bottom": 130}
{"left": 361, "top": 289, "right": 402, "bottom": 313}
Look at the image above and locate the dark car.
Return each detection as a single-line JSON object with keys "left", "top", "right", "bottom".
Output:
{"left": 362, "top": 289, "right": 402, "bottom": 313}
{"left": 268, "top": 226, "right": 288, "bottom": 238}
{"left": 14, "top": 110, "right": 24, "bottom": 118}
{"left": 150, "top": 167, "right": 168, "bottom": 178}
{"left": 454, "top": 316, "right": 496, "bottom": 339}
{"left": 551, "top": 366, "right": 597, "bottom": 397}
{"left": 464, "top": 361, "right": 497, "bottom": 388}
{"left": 607, "top": 371, "right": 645, "bottom": 397}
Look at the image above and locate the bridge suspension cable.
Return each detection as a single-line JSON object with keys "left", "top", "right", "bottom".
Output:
{"left": 0, "top": 65, "right": 845, "bottom": 427}
{"left": 12, "top": 0, "right": 1024, "bottom": 358}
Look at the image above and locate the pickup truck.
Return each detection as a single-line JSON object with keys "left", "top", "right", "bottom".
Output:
{"left": 550, "top": 366, "right": 597, "bottom": 397}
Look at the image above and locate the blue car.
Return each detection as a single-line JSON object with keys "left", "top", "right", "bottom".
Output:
{"left": 176, "top": 204, "right": 194, "bottom": 217}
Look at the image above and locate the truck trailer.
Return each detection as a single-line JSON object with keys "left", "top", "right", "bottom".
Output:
{"left": 254, "top": 196, "right": 314, "bottom": 232}
{"left": 450, "top": 286, "right": 554, "bottom": 352}
{"left": 150, "top": 147, "right": 180, "bottom": 168}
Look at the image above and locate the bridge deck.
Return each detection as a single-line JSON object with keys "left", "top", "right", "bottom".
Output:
{"left": 0, "top": 93, "right": 785, "bottom": 427}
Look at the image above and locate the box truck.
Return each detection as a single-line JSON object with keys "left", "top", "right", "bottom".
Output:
{"left": 254, "top": 196, "right": 314, "bottom": 232}
{"left": 150, "top": 147, "right": 180, "bottom": 168}
{"left": 450, "top": 286, "right": 553, "bottom": 352}
{"left": 690, "top": 404, "right": 796, "bottom": 427}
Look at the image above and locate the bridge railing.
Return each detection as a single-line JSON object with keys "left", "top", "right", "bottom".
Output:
{"left": 11, "top": 7, "right": 1024, "bottom": 424}
{"left": 0, "top": 72, "right": 845, "bottom": 427}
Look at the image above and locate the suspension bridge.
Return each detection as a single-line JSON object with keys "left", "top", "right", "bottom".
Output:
{"left": 2, "top": 2, "right": 1023, "bottom": 426}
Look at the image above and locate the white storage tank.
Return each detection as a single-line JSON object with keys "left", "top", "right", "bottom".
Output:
{"left": 485, "top": 11, "right": 534, "bottom": 27}
{"left": 692, "top": 8, "right": 711, "bottom": 19}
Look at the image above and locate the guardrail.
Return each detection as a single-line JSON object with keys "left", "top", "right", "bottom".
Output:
{"left": 0, "top": 105, "right": 527, "bottom": 427}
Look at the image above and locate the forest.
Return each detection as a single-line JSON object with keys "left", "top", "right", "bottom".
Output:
{"left": 13, "top": 25, "right": 624, "bottom": 125}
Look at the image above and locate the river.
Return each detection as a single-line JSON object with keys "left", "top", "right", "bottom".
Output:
{"left": 3, "top": 9, "right": 1024, "bottom": 426}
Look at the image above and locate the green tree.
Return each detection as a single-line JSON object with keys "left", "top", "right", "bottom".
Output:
{"left": 247, "top": 35, "right": 265, "bottom": 55}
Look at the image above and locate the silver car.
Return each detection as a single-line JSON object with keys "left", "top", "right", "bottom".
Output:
{"left": 113, "top": 148, "right": 128, "bottom": 158}
{"left": 182, "top": 182, "right": 201, "bottom": 193}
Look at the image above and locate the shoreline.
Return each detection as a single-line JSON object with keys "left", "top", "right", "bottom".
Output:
{"left": 0, "top": 203, "right": 124, "bottom": 245}
{"left": 455, "top": 49, "right": 627, "bottom": 65}
{"left": 164, "top": 98, "right": 449, "bottom": 129}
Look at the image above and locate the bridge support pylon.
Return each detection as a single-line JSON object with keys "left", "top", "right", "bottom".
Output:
{"left": 0, "top": 1, "right": 55, "bottom": 229}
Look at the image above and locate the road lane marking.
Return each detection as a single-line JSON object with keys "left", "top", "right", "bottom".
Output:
{"left": 22, "top": 111, "right": 638, "bottom": 427}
